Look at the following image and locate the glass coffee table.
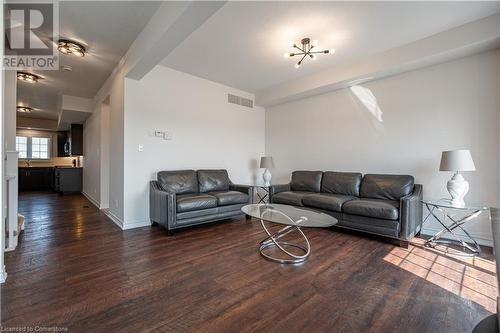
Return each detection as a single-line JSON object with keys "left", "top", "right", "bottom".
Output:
{"left": 242, "top": 204, "right": 337, "bottom": 264}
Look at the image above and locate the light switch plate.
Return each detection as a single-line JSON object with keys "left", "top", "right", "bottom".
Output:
{"left": 138, "top": 144, "right": 144, "bottom": 152}
{"left": 163, "top": 131, "right": 172, "bottom": 140}
{"left": 154, "top": 130, "right": 164, "bottom": 138}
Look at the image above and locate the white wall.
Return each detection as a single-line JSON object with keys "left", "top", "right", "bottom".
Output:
{"left": 266, "top": 49, "right": 500, "bottom": 245}
{"left": 122, "top": 66, "right": 266, "bottom": 228}
{"left": 82, "top": 107, "right": 101, "bottom": 206}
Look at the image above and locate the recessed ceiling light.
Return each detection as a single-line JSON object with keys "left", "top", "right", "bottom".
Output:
{"left": 17, "top": 72, "right": 40, "bottom": 83}
{"left": 57, "top": 39, "right": 86, "bottom": 57}
{"left": 17, "top": 106, "right": 33, "bottom": 113}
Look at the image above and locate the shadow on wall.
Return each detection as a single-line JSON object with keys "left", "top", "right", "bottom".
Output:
{"left": 348, "top": 85, "right": 384, "bottom": 133}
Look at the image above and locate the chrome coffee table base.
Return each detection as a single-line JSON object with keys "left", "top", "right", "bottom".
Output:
{"left": 259, "top": 216, "right": 310, "bottom": 264}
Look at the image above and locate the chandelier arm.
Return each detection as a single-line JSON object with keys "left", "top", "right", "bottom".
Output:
{"left": 298, "top": 53, "right": 308, "bottom": 63}
{"left": 291, "top": 52, "right": 306, "bottom": 57}
{"left": 309, "top": 50, "right": 329, "bottom": 54}
{"left": 293, "top": 44, "right": 305, "bottom": 53}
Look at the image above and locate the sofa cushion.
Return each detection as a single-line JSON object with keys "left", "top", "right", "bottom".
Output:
{"left": 360, "top": 174, "right": 414, "bottom": 201}
{"left": 176, "top": 193, "right": 217, "bottom": 212}
{"left": 272, "top": 191, "right": 314, "bottom": 206}
{"left": 290, "top": 171, "right": 323, "bottom": 192}
{"left": 157, "top": 170, "right": 198, "bottom": 194}
{"left": 302, "top": 193, "right": 356, "bottom": 213}
{"left": 321, "top": 171, "right": 362, "bottom": 197}
{"left": 198, "top": 169, "right": 230, "bottom": 193}
{"left": 208, "top": 191, "right": 249, "bottom": 206}
{"left": 342, "top": 198, "right": 400, "bottom": 220}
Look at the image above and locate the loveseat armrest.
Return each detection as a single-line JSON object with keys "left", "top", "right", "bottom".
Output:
{"left": 229, "top": 184, "right": 253, "bottom": 203}
{"left": 269, "top": 183, "right": 291, "bottom": 203}
{"left": 150, "top": 181, "right": 176, "bottom": 229}
{"left": 399, "top": 184, "right": 423, "bottom": 240}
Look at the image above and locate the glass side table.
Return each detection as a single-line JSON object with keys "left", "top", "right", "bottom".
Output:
{"left": 421, "top": 199, "right": 491, "bottom": 256}
{"left": 241, "top": 183, "right": 272, "bottom": 204}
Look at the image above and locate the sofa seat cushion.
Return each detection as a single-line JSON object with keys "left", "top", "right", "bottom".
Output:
{"left": 302, "top": 193, "right": 356, "bottom": 212}
{"left": 176, "top": 193, "right": 217, "bottom": 212}
{"left": 342, "top": 199, "right": 400, "bottom": 220}
{"left": 208, "top": 191, "right": 249, "bottom": 206}
{"left": 272, "top": 191, "right": 314, "bottom": 206}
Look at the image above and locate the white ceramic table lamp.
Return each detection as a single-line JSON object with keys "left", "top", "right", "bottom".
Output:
{"left": 439, "top": 149, "right": 476, "bottom": 206}
{"left": 260, "top": 156, "right": 274, "bottom": 186}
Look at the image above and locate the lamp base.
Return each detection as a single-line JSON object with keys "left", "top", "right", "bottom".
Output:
{"left": 263, "top": 168, "right": 272, "bottom": 186}
{"left": 447, "top": 172, "right": 469, "bottom": 207}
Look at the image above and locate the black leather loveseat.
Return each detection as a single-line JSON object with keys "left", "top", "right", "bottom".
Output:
{"left": 270, "top": 171, "right": 423, "bottom": 247}
{"left": 150, "top": 169, "right": 251, "bottom": 234}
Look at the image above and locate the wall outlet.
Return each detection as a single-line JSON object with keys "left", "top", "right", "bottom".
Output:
{"left": 138, "top": 144, "right": 144, "bottom": 152}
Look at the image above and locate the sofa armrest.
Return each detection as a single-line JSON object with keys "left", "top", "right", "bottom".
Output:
{"left": 269, "top": 183, "right": 291, "bottom": 202}
{"left": 150, "top": 181, "right": 176, "bottom": 229}
{"left": 229, "top": 184, "right": 253, "bottom": 203}
{"left": 399, "top": 184, "right": 423, "bottom": 240}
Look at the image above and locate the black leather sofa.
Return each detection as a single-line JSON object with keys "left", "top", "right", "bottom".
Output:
{"left": 150, "top": 169, "right": 251, "bottom": 234}
{"left": 270, "top": 171, "right": 423, "bottom": 247}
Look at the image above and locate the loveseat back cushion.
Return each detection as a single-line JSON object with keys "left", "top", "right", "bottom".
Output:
{"left": 321, "top": 171, "right": 362, "bottom": 196}
{"left": 290, "top": 171, "right": 323, "bottom": 192}
{"left": 360, "top": 174, "right": 414, "bottom": 201}
{"left": 198, "top": 169, "right": 230, "bottom": 193}
{"left": 157, "top": 170, "right": 198, "bottom": 194}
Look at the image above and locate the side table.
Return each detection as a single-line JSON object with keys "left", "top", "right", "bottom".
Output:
{"left": 421, "top": 199, "right": 490, "bottom": 256}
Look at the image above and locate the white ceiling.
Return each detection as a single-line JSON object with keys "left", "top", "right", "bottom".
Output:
{"left": 161, "top": 1, "right": 500, "bottom": 94}
{"left": 17, "top": 1, "right": 160, "bottom": 120}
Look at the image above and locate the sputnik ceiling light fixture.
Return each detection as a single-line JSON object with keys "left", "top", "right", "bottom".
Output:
{"left": 17, "top": 72, "right": 40, "bottom": 83}
{"left": 284, "top": 38, "right": 335, "bottom": 68}
{"left": 16, "top": 106, "right": 33, "bottom": 113}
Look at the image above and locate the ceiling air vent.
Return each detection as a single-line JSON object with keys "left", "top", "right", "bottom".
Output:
{"left": 228, "top": 93, "right": 253, "bottom": 108}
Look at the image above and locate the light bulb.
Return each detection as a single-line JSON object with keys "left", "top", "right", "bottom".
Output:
{"left": 312, "top": 40, "right": 319, "bottom": 47}
{"left": 283, "top": 52, "right": 290, "bottom": 58}
{"left": 329, "top": 48, "right": 336, "bottom": 54}
{"left": 311, "top": 54, "right": 316, "bottom": 61}
{"left": 295, "top": 62, "right": 301, "bottom": 69}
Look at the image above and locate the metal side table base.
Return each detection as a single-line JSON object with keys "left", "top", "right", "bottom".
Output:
{"left": 422, "top": 200, "right": 490, "bottom": 257}
{"left": 259, "top": 216, "right": 310, "bottom": 264}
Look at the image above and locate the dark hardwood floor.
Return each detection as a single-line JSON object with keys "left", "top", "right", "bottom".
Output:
{"left": 1, "top": 192, "right": 497, "bottom": 332}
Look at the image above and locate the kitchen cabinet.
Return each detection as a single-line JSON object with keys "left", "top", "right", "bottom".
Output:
{"left": 69, "top": 124, "right": 83, "bottom": 156}
{"left": 56, "top": 124, "right": 83, "bottom": 157}
{"left": 19, "top": 167, "right": 53, "bottom": 192}
{"left": 54, "top": 167, "right": 82, "bottom": 194}
{"left": 57, "top": 131, "right": 69, "bottom": 157}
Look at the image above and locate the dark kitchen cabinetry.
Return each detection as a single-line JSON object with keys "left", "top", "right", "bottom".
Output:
{"left": 19, "top": 167, "right": 53, "bottom": 192}
{"left": 57, "top": 131, "right": 69, "bottom": 157}
{"left": 57, "top": 124, "right": 83, "bottom": 157}
{"left": 54, "top": 167, "right": 82, "bottom": 194}
{"left": 69, "top": 124, "right": 83, "bottom": 156}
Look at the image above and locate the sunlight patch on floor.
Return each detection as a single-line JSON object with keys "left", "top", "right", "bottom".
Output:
{"left": 384, "top": 238, "right": 497, "bottom": 312}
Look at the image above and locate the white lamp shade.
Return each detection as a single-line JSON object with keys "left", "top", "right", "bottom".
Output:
{"left": 260, "top": 156, "right": 274, "bottom": 168}
{"left": 439, "top": 150, "right": 476, "bottom": 172}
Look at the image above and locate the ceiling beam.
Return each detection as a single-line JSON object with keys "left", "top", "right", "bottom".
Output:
{"left": 126, "top": 1, "right": 226, "bottom": 80}
{"left": 256, "top": 13, "right": 500, "bottom": 107}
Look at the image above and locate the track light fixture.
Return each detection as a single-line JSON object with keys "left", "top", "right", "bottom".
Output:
{"left": 17, "top": 72, "right": 40, "bottom": 83}
{"left": 58, "top": 39, "right": 86, "bottom": 57}
{"left": 284, "top": 38, "right": 335, "bottom": 68}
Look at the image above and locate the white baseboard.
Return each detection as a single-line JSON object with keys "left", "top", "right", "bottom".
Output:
{"left": 82, "top": 191, "right": 100, "bottom": 209}
{"left": 122, "top": 219, "right": 151, "bottom": 230}
{"left": 0, "top": 265, "right": 7, "bottom": 283}
{"left": 421, "top": 227, "right": 493, "bottom": 247}
{"left": 102, "top": 209, "right": 124, "bottom": 229}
